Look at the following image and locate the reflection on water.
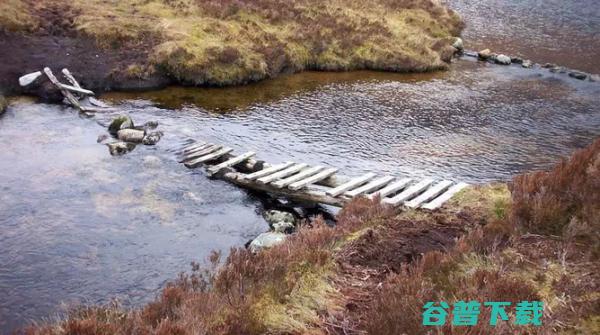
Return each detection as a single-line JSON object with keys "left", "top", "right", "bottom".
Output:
{"left": 447, "top": 0, "right": 600, "bottom": 73}
{"left": 1, "top": 60, "right": 599, "bottom": 332}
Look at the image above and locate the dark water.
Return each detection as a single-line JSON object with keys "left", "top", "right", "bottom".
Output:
{"left": 1, "top": 3, "right": 600, "bottom": 334}
{"left": 447, "top": 0, "right": 600, "bottom": 73}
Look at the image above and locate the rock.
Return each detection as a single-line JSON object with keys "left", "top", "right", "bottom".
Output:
{"left": 590, "top": 74, "right": 600, "bottom": 82}
{"left": 142, "top": 155, "right": 161, "bottom": 168}
{"left": 108, "top": 115, "right": 134, "bottom": 136}
{"left": 569, "top": 71, "right": 588, "bottom": 80}
{"left": 510, "top": 56, "right": 523, "bottom": 64}
{"left": 272, "top": 221, "right": 295, "bottom": 234}
{"left": 463, "top": 50, "right": 478, "bottom": 58}
{"left": 264, "top": 210, "right": 296, "bottom": 225}
{"left": 142, "top": 131, "right": 163, "bottom": 145}
{"left": 97, "top": 134, "right": 110, "bottom": 143}
{"left": 495, "top": 54, "right": 511, "bottom": 65}
{"left": 452, "top": 37, "right": 464, "bottom": 51}
{"left": 117, "top": 128, "right": 145, "bottom": 143}
{"left": 542, "top": 63, "right": 557, "bottom": 69}
{"left": 249, "top": 232, "right": 287, "bottom": 252}
{"left": 107, "top": 142, "right": 136, "bottom": 156}
{"left": 521, "top": 60, "right": 533, "bottom": 68}
{"left": 143, "top": 120, "right": 159, "bottom": 130}
{"left": 478, "top": 49, "right": 492, "bottom": 60}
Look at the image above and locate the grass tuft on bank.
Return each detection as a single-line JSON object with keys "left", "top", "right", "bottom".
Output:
{"left": 0, "top": 0, "right": 463, "bottom": 86}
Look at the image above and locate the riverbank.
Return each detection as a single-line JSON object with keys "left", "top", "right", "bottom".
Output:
{"left": 0, "top": 0, "right": 463, "bottom": 95}
{"left": 22, "top": 139, "right": 600, "bottom": 334}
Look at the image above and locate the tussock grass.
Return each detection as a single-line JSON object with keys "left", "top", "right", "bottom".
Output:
{"left": 1, "top": 0, "right": 464, "bottom": 86}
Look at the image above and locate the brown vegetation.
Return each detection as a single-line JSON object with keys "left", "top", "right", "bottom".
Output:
{"left": 0, "top": 0, "right": 463, "bottom": 91}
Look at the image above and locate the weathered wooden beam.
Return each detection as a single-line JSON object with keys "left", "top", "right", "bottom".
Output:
{"left": 19, "top": 71, "right": 43, "bottom": 86}
{"left": 182, "top": 142, "right": 209, "bottom": 154}
{"left": 183, "top": 143, "right": 216, "bottom": 156}
{"left": 179, "top": 145, "right": 221, "bottom": 163}
{"left": 207, "top": 151, "right": 256, "bottom": 176}
{"left": 223, "top": 171, "right": 349, "bottom": 207}
{"left": 184, "top": 147, "right": 233, "bottom": 168}
{"left": 405, "top": 180, "right": 453, "bottom": 208}
{"left": 288, "top": 168, "right": 338, "bottom": 191}
{"left": 345, "top": 176, "right": 394, "bottom": 197}
{"left": 383, "top": 179, "right": 434, "bottom": 206}
{"left": 258, "top": 163, "right": 308, "bottom": 184}
{"left": 272, "top": 166, "right": 324, "bottom": 188}
{"left": 58, "top": 83, "right": 94, "bottom": 96}
{"left": 421, "top": 182, "right": 468, "bottom": 210}
{"left": 240, "top": 162, "right": 295, "bottom": 181}
{"left": 43, "top": 67, "right": 82, "bottom": 109}
{"left": 326, "top": 172, "right": 376, "bottom": 197}
{"left": 369, "top": 178, "right": 412, "bottom": 199}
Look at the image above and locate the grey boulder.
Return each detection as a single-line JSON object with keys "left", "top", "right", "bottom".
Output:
{"left": 495, "top": 54, "right": 511, "bottom": 65}
{"left": 107, "top": 142, "right": 136, "bottom": 156}
{"left": 249, "top": 232, "right": 287, "bottom": 252}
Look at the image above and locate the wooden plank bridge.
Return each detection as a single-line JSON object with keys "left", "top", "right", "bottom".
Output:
{"left": 18, "top": 67, "right": 469, "bottom": 210}
{"left": 179, "top": 140, "right": 468, "bottom": 210}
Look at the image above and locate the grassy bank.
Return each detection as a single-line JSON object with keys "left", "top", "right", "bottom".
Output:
{"left": 22, "top": 138, "right": 600, "bottom": 334}
{"left": 0, "top": 0, "right": 463, "bottom": 88}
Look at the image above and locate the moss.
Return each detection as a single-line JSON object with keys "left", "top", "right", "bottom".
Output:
{"left": 449, "top": 183, "right": 511, "bottom": 221}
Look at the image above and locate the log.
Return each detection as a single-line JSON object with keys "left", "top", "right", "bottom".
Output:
{"left": 207, "top": 151, "right": 256, "bottom": 176}
{"left": 369, "top": 178, "right": 412, "bottom": 199}
{"left": 184, "top": 147, "right": 233, "bottom": 168}
{"left": 240, "top": 162, "right": 295, "bottom": 181}
{"left": 421, "top": 182, "right": 469, "bottom": 210}
{"left": 61, "top": 68, "right": 82, "bottom": 89}
{"left": 43, "top": 67, "right": 81, "bottom": 109}
{"left": 223, "top": 170, "right": 349, "bottom": 207}
{"left": 182, "top": 142, "right": 208, "bottom": 154}
{"left": 257, "top": 163, "right": 308, "bottom": 184}
{"left": 404, "top": 180, "right": 453, "bottom": 208}
{"left": 383, "top": 179, "right": 434, "bottom": 206}
{"left": 288, "top": 168, "right": 338, "bottom": 191}
{"left": 271, "top": 166, "right": 324, "bottom": 188}
{"left": 326, "top": 172, "right": 376, "bottom": 197}
{"left": 58, "top": 83, "right": 94, "bottom": 96}
{"left": 345, "top": 176, "right": 394, "bottom": 197}
{"left": 179, "top": 145, "right": 221, "bottom": 163}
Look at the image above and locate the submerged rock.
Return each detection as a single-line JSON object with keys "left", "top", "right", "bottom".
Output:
{"left": 117, "top": 129, "right": 145, "bottom": 143}
{"left": 142, "top": 155, "right": 162, "bottom": 168}
{"left": 249, "top": 232, "right": 287, "bottom": 252}
{"left": 142, "top": 131, "right": 163, "bottom": 145}
{"left": 97, "top": 134, "right": 110, "bottom": 143}
{"left": 108, "top": 115, "right": 134, "bottom": 136}
{"left": 495, "top": 54, "right": 511, "bottom": 65}
{"left": 107, "top": 141, "right": 136, "bottom": 156}
{"left": 569, "top": 71, "right": 588, "bottom": 80}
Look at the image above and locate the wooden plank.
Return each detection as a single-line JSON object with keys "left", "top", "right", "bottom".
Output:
{"left": 257, "top": 163, "right": 308, "bottom": 184}
{"left": 369, "top": 178, "right": 412, "bottom": 199}
{"left": 58, "top": 83, "right": 94, "bottom": 96}
{"left": 19, "top": 71, "right": 42, "bottom": 86}
{"left": 288, "top": 168, "right": 338, "bottom": 191}
{"left": 344, "top": 176, "right": 395, "bottom": 197}
{"left": 382, "top": 179, "right": 434, "bottom": 206}
{"left": 183, "top": 143, "right": 215, "bottom": 156}
{"left": 61, "top": 68, "right": 82, "bottom": 89}
{"left": 326, "top": 173, "right": 376, "bottom": 197}
{"left": 179, "top": 145, "right": 221, "bottom": 163}
{"left": 241, "top": 162, "right": 295, "bottom": 181}
{"left": 404, "top": 180, "right": 453, "bottom": 208}
{"left": 271, "top": 166, "right": 324, "bottom": 188}
{"left": 184, "top": 147, "right": 233, "bottom": 168}
{"left": 421, "top": 182, "right": 469, "bottom": 210}
{"left": 43, "top": 67, "right": 81, "bottom": 109}
{"left": 182, "top": 142, "right": 208, "bottom": 153}
{"left": 207, "top": 152, "right": 256, "bottom": 175}
{"left": 272, "top": 166, "right": 325, "bottom": 188}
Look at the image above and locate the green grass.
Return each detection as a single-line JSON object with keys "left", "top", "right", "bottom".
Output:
{"left": 1, "top": 0, "right": 464, "bottom": 86}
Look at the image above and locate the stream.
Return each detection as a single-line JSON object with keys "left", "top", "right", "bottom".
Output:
{"left": 1, "top": 1, "right": 600, "bottom": 333}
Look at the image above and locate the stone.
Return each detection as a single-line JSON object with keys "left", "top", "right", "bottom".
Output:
{"left": 521, "top": 60, "right": 533, "bottom": 68}
{"left": 542, "top": 63, "right": 557, "bottom": 69}
{"left": 589, "top": 74, "right": 600, "bottom": 82}
{"left": 452, "top": 37, "right": 464, "bottom": 51}
{"left": 249, "top": 232, "right": 287, "bottom": 252}
{"left": 142, "top": 155, "right": 161, "bottom": 168}
{"left": 142, "top": 131, "right": 163, "bottom": 145}
{"left": 569, "top": 71, "right": 588, "bottom": 80}
{"left": 478, "top": 48, "right": 492, "bottom": 60}
{"left": 97, "top": 134, "right": 110, "bottom": 143}
{"left": 117, "top": 129, "right": 145, "bottom": 143}
{"left": 108, "top": 115, "right": 134, "bottom": 136}
{"left": 264, "top": 210, "right": 296, "bottom": 225}
{"left": 510, "top": 56, "right": 523, "bottom": 64}
{"left": 272, "top": 221, "right": 295, "bottom": 234}
{"left": 495, "top": 54, "right": 511, "bottom": 65}
{"left": 143, "top": 120, "right": 159, "bottom": 130}
{"left": 107, "top": 142, "right": 136, "bottom": 156}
